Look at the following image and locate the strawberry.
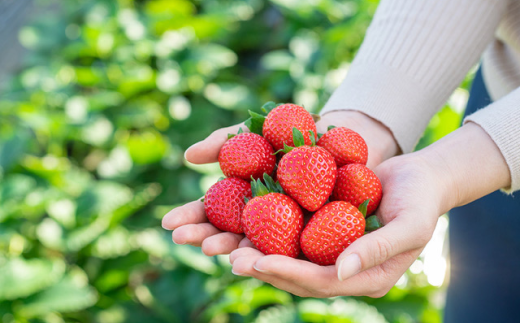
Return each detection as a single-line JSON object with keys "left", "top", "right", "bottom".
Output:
{"left": 241, "top": 175, "right": 304, "bottom": 257}
{"left": 276, "top": 128, "right": 337, "bottom": 212}
{"left": 300, "top": 201, "right": 366, "bottom": 266}
{"left": 218, "top": 131, "right": 276, "bottom": 181}
{"left": 263, "top": 104, "right": 317, "bottom": 151}
{"left": 317, "top": 126, "right": 368, "bottom": 167}
{"left": 204, "top": 177, "right": 252, "bottom": 234}
{"left": 332, "top": 164, "right": 382, "bottom": 215}
{"left": 244, "top": 102, "right": 318, "bottom": 152}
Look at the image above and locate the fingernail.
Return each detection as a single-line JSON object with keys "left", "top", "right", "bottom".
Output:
{"left": 184, "top": 142, "right": 202, "bottom": 159}
{"left": 253, "top": 263, "right": 270, "bottom": 274}
{"left": 338, "top": 254, "right": 361, "bottom": 281}
{"left": 231, "top": 268, "right": 243, "bottom": 276}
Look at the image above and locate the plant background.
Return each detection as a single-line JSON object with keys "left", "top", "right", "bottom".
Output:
{"left": 0, "top": 0, "right": 473, "bottom": 322}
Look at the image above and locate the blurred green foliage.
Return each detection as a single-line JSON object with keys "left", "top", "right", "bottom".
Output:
{"left": 0, "top": 0, "right": 468, "bottom": 322}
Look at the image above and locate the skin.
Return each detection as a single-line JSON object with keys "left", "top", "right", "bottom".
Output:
{"left": 162, "top": 111, "right": 511, "bottom": 298}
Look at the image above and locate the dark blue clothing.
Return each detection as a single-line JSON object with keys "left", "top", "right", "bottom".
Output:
{"left": 444, "top": 68, "right": 520, "bottom": 323}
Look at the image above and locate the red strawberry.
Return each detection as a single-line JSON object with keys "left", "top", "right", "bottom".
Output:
{"left": 277, "top": 129, "right": 337, "bottom": 212}
{"left": 218, "top": 132, "right": 276, "bottom": 181}
{"left": 300, "top": 201, "right": 366, "bottom": 266}
{"left": 241, "top": 176, "right": 304, "bottom": 257}
{"left": 332, "top": 164, "right": 382, "bottom": 215}
{"left": 204, "top": 177, "right": 252, "bottom": 234}
{"left": 262, "top": 104, "right": 317, "bottom": 151}
{"left": 317, "top": 127, "right": 368, "bottom": 167}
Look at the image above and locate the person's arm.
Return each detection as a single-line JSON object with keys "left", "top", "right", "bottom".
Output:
{"left": 229, "top": 121, "right": 510, "bottom": 297}
{"left": 322, "top": 0, "right": 509, "bottom": 153}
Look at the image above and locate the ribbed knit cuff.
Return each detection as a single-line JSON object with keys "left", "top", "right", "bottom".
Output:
{"left": 464, "top": 89, "right": 520, "bottom": 193}
{"left": 321, "top": 62, "right": 444, "bottom": 153}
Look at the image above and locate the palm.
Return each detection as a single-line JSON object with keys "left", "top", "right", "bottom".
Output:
{"left": 229, "top": 155, "right": 440, "bottom": 297}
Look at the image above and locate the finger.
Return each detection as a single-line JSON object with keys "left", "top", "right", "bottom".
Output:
{"left": 238, "top": 237, "right": 255, "bottom": 249}
{"left": 201, "top": 232, "right": 244, "bottom": 256}
{"left": 229, "top": 246, "right": 262, "bottom": 265}
{"left": 171, "top": 223, "right": 221, "bottom": 247}
{"left": 336, "top": 215, "right": 429, "bottom": 281}
{"left": 252, "top": 255, "right": 339, "bottom": 295}
{"left": 162, "top": 201, "right": 207, "bottom": 230}
{"left": 253, "top": 249, "right": 420, "bottom": 297}
{"left": 184, "top": 123, "right": 247, "bottom": 164}
{"left": 230, "top": 248, "right": 313, "bottom": 297}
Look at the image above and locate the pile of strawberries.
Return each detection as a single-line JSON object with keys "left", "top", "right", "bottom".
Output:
{"left": 203, "top": 103, "right": 383, "bottom": 266}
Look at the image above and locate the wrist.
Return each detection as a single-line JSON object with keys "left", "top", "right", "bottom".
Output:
{"left": 415, "top": 122, "right": 511, "bottom": 211}
{"left": 319, "top": 110, "right": 400, "bottom": 167}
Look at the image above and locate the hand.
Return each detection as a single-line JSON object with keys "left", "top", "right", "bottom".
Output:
{"left": 228, "top": 123, "right": 511, "bottom": 297}
{"left": 162, "top": 110, "right": 399, "bottom": 256}
{"left": 228, "top": 153, "right": 441, "bottom": 297}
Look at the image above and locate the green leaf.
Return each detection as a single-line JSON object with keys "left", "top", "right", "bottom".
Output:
{"left": 254, "top": 305, "right": 297, "bottom": 323}
{"left": 237, "top": 127, "right": 244, "bottom": 134}
{"left": 263, "top": 173, "right": 283, "bottom": 194}
{"left": 126, "top": 130, "right": 168, "bottom": 165}
{"left": 274, "top": 143, "right": 294, "bottom": 155}
{"left": 317, "top": 132, "right": 324, "bottom": 140}
{"left": 0, "top": 258, "right": 66, "bottom": 301}
{"left": 309, "top": 130, "right": 316, "bottom": 146}
{"left": 358, "top": 199, "right": 370, "bottom": 218}
{"left": 261, "top": 101, "right": 277, "bottom": 114}
{"left": 327, "top": 125, "right": 336, "bottom": 131}
{"left": 292, "top": 128, "right": 305, "bottom": 147}
{"left": 365, "top": 216, "right": 383, "bottom": 232}
{"left": 16, "top": 267, "right": 98, "bottom": 317}
{"left": 251, "top": 178, "right": 269, "bottom": 197}
{"left": 250, "top": 176, "right": 257, "bottom": 197}
{"left": 244, "top": 110, "right": 266, "bottom": 135}
{"left": 276, "top": 182, "right": 285, "bottom": 194}
{"left": 227, "top": 133, "right": 236, "bottom": 139}
{"left": 91, "top": 227, "right": 133, "bottom": 259}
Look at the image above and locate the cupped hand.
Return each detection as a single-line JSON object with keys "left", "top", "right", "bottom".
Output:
{"left": 228, "top": 153, "right": 444, "bottom": 298}
{"left": 162, "top": 110, "right": 399, "bottom": 257}
{"left": 161, "top": 123, "right": 254, "bottom": 256}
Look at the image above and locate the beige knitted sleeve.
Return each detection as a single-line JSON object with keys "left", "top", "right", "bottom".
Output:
{"left": 321, "top": 0, "right": 509, "bottom": 153}
{"left": 464, "top": 88, "right": 520, "bottom": 192}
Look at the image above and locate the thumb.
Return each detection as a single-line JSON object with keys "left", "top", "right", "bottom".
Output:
{"left": 184, "top": 123, "right": 246, "bottom": 164}
{"left": 335, "top": 215, "right": 429, "bottom": 281}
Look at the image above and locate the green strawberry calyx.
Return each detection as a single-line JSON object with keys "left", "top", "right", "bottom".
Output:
{"left": 244, "top": 101, "right": 285, "bottom": 135}
{"left": 274, "top": 128, "right": 316, "bottom": 154}
{"left": 358, "top": 199, "right": 383, "bottom": 232}
{"left": 246, "top": 173, "right": 285, "bottom": 203}
{"left": 227, "top": 127, "right": 244, "bottom": 139}
{"left": 358, "top": 199, "right": 370, "bottom": 218}
{"left": 365, "top": 216, "right": 383, "bottom": 232}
